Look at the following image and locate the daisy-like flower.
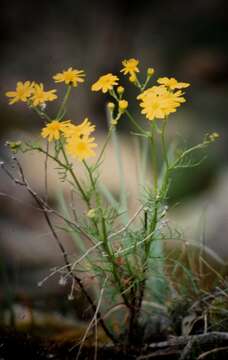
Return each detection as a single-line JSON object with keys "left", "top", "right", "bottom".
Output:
{"left": 53, "top": 67, "right": 85, "bottom": 87}
{"left": 120, "top": 58, "right": 139, "bottom": 75}
{"left": 41, "top": 120, "right": 69, "bottom": 142}
{"left": 6, "top": 81, "right": 34, "bottom": 105}
{"left": 31, "top": 83, "right": 57, "bottom": 106}
{"left": 157, "top": 77, "right": 190, "bottom": 90}
{"left": 91, "top": 73, "right": 119, "bottom": 93}
{"left": 62, "top": 118, "right": 96, "bottom": 138}
{"left": 138, "top": 85, "right": 186, "bottom": 121}
{"left": 66, "top": 135, "right": 97, "bottom": 161}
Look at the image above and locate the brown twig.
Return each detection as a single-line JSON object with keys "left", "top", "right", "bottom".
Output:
{"left": 197, "top": 346, "right": 228, "bottom": 359}
{"left": 0, "top": 157, "right": 117, "bottom": 345}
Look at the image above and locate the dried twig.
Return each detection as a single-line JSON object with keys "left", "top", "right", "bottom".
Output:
{"left": 75, "top": 278, "right": 107, "bottom": 360}
{"left": 197, "top": 346, "right": 228, "bottom": 359}
{"left": 108, "top": 204, "right": 144, "bottom": 240}
{"left": 0, "top": 158, "right": 116, "bottom": 344}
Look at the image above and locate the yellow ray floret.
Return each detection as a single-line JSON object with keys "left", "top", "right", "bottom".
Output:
{"left": 121, "top": 58, "right": 139, "bottom": 75}
{"left": 53, "top": 67, "right": 85, "bottom": 87}
{"left": 6, "top": 81, "right": 34, "bottom": 105}
{"left": 31, "top": 83, "right": 57, "bottom": 106}
{"left": 41, "top": 120, "right": 69, "bottom": 142}
{"left": 91, "top": 74, "right": 119, "bottom": 93}
{"left": 66, "top": 136, "right": 97, "bottom": 161}
{"left": 62, "top": 118, "right": 96, "bottom": 138}
{"left": 157, "top": 77, "right": 190, "bottom": 90}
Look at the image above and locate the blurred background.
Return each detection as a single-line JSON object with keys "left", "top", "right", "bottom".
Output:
{"left": 0, "top": 0, "right": 228, "bottom": 318}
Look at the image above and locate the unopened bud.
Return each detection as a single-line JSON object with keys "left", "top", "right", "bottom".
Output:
{"left": 117, "top": 86, "right": 124, "bottom": 95}
{"left": 129, "top": 74, "right": 136, "bottom": 83}
{"left": 87, "top": 208, "right": 97, "bottom": 219}
{"left": 107, "top": 102, "right": 115, "bottom": 111}
{"left": 118, "top": 100, "right": 128, "bottom": 112}
{"left": 147, "top": 67, "right": 155, "bottom": 76}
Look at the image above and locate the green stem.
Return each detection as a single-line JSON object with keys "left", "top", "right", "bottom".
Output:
{"left": 95, "top": 127, "right": 113, "bottom": 167}
{"left": 33, "top": 107, "right": 51, "bottom": 122}
{"left": 150, "top": 125, "right": 158, "bottom": 194}
{"left": 83, "top": 160, "right": 130, "bottom": 308}
{"left": 61, "top": 145, "right": 88, "bottom": 204}
{"left": 126, "top": 110, "right": 146, "bottom": 134}
{"left": 161, "top": 121, "right": 169, "bottom": 169}
{"left": 57, "top": 85, "right": 72, "bottom": 120}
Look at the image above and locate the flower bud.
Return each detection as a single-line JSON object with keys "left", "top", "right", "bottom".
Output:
{"left": 87, "top": 208, "right": 97, "bottom": 218}
{"left": 117, "top": 86, "right": 124, "bottom": 95}
{"left": 118, "top": 100, "right": 128, "bottom": 112}
{"left": 129, "top": 74, "right": 136, "bottom": 83}
{"left": 147, "top": 67, "right": 155, "bottom": 76}
{"left": 209, "top": 132, "right": 219, "bottom": 142}
{"left": 107, "top": 102, "right": 115, "bottom": 111}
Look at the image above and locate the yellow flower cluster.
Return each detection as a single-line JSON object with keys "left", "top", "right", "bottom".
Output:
{"left": 138, "top": 82, "right": 188, "bottom": 121}
{"left": 6, "top": 67, "right": 85, "bottom": 106}
{"left": 90, "top": 59, "right": 190, "bottom": 122}
{"left": 6, "top": 81, "right": 57, "bottom": 106}
{"left": 41, "top": 118, "right": 97, "bottom": 161}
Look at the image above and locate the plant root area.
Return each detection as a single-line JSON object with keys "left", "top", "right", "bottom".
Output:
{"left": 1, "top": 326, "right": 228, "bottom": 360}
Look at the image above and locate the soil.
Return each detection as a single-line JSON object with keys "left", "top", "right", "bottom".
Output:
{"left": 1, "top": 325, "right": 228, "bottom": 360}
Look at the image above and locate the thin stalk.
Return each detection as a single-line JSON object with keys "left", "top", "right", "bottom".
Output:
{"left": 57, "top": 85, "right": 72, "bottom": 119}
{"left": 161, "top": 121, "right": 169, "bottom": 169}
{"left": 125, "top": 110, "right": 146, "bottom": 134}
{"left": 61, "top": 145, "right": 89, "bottom": 204}
{"left": 83, "top": 160, "right": 130, "bottom": 309}
{"left": 95, "top": 127, "right": 113, "bottom": 167}
{"left": 150, "top": 125, "right": 158, "bottom": 194}
{"left": 33, "top": 106, "right": 51, "bottom": 122}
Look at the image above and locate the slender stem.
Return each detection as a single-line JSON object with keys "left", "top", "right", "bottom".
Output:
{"left": 95, "top": 128, "right": 113, "bottom": 167}
{"left": 125, "top": 110, "right": 146, "bottom": 134}
{"left": 161, "top": 121, "right": 169, "bottom": 169}
{"left": 150, "top": 125, "right": 158, "bottom": 194}
{"left": 83, "top": 160, "right": 130, "bottom": 309}
{"left": 44, "top": 141, "right": 49, "bottom": 202}
{"left": 61, "top": 144, "right": 89, "bottom": 204}
{"left": 57, "top": 85, "right": 72, "bottom": 120}
{"left": 33, "top": 106, "right": 51, "bottom": 122}
{"left": 141, "top": 74, "right": 151, "bottom": 92}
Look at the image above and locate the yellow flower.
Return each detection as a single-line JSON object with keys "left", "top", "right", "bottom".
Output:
{"left": 62, "top": 118, "right": 95, "bottom": 138}
{"left": 121, "top": 58, "right": 139, "bottom": 75}
{"left": 6, "top": 81, "right": 34, "bottom": 105}
{"left": 66, "top": 136, "right": 97, "bottom": 161}
{"left": 53, "top": 67, "right": 85, "bottom": 87}
{"left": 91, "top": 73, "right": 119, "bottom": 93}
{"left": 157, "top": 77, "right": 190, "bottom": 90}
{"left": 119, "top": 100, "right": 128, "bottom": 112}
{"left": 138, "top": 85, "right": 186, "bottom": 121}
{"left": 41, "top": 120, "right": 68, "bottom": 142}
{"left": 31, "top": 83, "right": 57, "bottom": 106}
